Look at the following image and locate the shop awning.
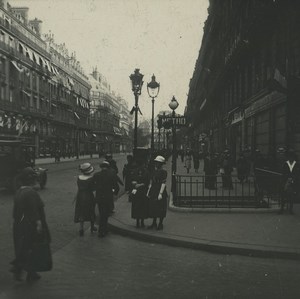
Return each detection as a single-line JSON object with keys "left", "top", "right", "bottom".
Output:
{"left": 113, "top": 126, "right": 122, "bottom": 135}
{"left": 22, "top": 90, "right": 31, "bottom": 97}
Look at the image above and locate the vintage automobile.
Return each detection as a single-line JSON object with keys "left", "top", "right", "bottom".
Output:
{"left": 0, "top": 139, "right": 48, "bottom": 191}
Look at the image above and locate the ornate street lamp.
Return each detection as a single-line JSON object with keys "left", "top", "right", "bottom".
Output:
{"left": 147, "top": 74, "right": 160, "bottom": 153}
{"left": 129, "top": 68, "right": 144, "bottom": 150}
{"left": 168, "top": 96, "right": 179, "bottom": 178}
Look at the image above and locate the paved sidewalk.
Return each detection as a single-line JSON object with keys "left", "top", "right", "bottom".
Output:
{"left": 108, "top": 158, "right": 300, "bottom": 260}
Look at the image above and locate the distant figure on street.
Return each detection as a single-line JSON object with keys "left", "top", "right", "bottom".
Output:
{"left": 184, "top": 150, "right": 192, "bottom": 174}
{"left": 193, "top": 151, "right": 200, "bottom": 173}
{"left": 221, "top": 150, "right": 233, "bottom": 189}
{"left": 130, "top": 158, "right": 150, "bottom": 228}
{"left": 54, "top": 149, "right": 61, "bottom": 163}
{"left": 279, "top": 150, "right": 300, "bottom": 214}
{"left": 180, "top": 149, "right": 184, "bottom": 163}
{"left": 204, "top": 153, "right": 218, "bottom": 189}
{"left": 236, "top": 153, "right": 250, "bottom": 183}
{"left": 147, "top": 155, "right": 168, "bottom": 230}
{"left": 94, "top": 161, "right": 118, "bottom": 237}
{"left": 11, "top": 167, "right": 52, "bottom": 282}
{"left": 98, "top": 149, "right": 104, "bottom": 159}
{"left": 105, "top": 153, "right": 118, "bottom": 173}
{"left": 74, "top": 163, "right": 97, "bottom": 236}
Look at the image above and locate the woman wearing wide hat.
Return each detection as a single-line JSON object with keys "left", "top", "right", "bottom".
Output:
{"left": 147, "top": 155, "right": 168, "bottom": 230}
{"left": 74, "top": 162, "right": 97, "bottom": 236}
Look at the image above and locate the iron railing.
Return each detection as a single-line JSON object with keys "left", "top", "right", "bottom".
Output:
{"left": 173, "top": 171, "right": 283, "bottom": 208}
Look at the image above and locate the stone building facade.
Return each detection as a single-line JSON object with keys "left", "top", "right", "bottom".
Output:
{"left": 89, "top": 68, "right": 124, "bottom": 154}
{"left": 186, "top": 0, "right": 300, "bottom": 169}
{"left": 0, "top": 1, "right": 91, "bottom": 157}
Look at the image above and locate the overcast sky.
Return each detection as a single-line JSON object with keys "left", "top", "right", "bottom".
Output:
{"left": 10, "top": 0, "right": 209, "bottom": 118}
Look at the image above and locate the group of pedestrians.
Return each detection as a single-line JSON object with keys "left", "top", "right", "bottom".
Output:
{"left": 9, "top": 153, "right": 122, "bottom": 283}
{"left": 123, "top": 155, "right": 168, "bottom": 230}
{"left": 74, "top": 153, "right": 122, "bottom": 237}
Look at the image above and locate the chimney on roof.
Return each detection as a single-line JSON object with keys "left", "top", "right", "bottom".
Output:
{"left": 28, "top": 18, "right": 43, "bottom": 36}
{"left": 0, "top": 0, "right": 9, "bottom": 10}
{"left": 11, "top": 7, "right": 29, "bottom": 24}
{"left": 92, "top": 66, "right": 99, "bottom": 81}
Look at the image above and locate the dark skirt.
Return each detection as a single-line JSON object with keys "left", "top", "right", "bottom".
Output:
{"left": 131, "top": 191, "right": 149, "bottom": 219}
{"left": 74, "top": 190, "right": 95, "bottom": 223}
{"left": 148, "top": 187, "right": 168, "bottom": 218}
{"left": 148, "top": 195, "right": 167, "bottom": 218}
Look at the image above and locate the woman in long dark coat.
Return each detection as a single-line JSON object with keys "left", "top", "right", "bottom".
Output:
{"left": 193, "top": 151, "right": 200, "bottom": 173}
{"left": 11, "top": 167, "right": 52, "bottom": 282}
{"left": 147, "top": 155, "right": 168, "bottom": 230}
{"left": 74, "top": 162, "right": 97, "bottom": 236}
{"left": 221, "top": 152, "right": 233, "bottom": 189}
{"left": 130, "top": 159, "right": 150, "bottom": 228}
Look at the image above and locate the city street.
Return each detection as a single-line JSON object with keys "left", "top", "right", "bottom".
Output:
{"left": 0, "top": 156, "right": 300, "bottom": 298}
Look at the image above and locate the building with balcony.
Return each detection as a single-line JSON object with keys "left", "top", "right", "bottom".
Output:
{"left": 186, "top": 0, "right": 300, "bottom": 170}
{"left": 0, "top": 0, "right": 91, "bottom": 157}
{"left": 118, "top": 96, "right": 133, "bottom": 153}
{"left": 89, "top": 67, "right": 125, "bottom": 154}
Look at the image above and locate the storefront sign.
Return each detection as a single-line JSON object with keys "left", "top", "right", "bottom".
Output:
{"left": 245, "top": 91, "right": 286, "bottom": 118}
{"left": 161, "top": 116, "right": 187, "bottom": 127}
{"left": 231, "top": 110, "right": 244, "bottom": 125}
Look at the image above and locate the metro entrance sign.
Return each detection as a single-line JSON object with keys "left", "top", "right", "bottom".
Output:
{"left": 161, "top": 115, "right": 187, "bottom": 127}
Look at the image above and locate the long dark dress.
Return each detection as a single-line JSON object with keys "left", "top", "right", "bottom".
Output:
{"left": 74, "top": 175, "right": 95, "bottom": 223}
{"left": 12, "top": 186, "right": 51, "bottom": 272}
{"left": 123, "top": 162, "right": 135, "bottom": 192}
{"left": 131, "top": 166, "right": 150, "bottom": 219}
{"left": 148, "top": 169, "right": 168, "bottom": 218}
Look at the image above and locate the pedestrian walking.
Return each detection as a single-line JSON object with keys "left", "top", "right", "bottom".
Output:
{"left": 10, "top": 167, "right": 52, "bottom": 282}
{"left": 193, "top": 151, "right": 200, "bottom": 173}
{"left": 130, "top": 158, "right": 150, "bottom": 228}
{"left": 184, "top": 150, "right": 192, "bottom": 174}
{"left": 105, "top": 153, "right": 123, "bottom": 213}
{"left": 221, "top": 150, "right": 233, "bottom": 189}
{"left": 105, "top": 153, "right": 118, "bottom": 173}
{"left": 74, "top": 163, "right": 97, "bottom": 236}
{"left": 94, "top": 161, "right": 118, "bottom": 237}
{"left": 147, "top": 155, "right": 168, "bottom": 230}
{"left": 54, "top": 149, "right": 60, "bottom": 163}
{"left": 279, "top": 150, "right": 300, "bottom": 214}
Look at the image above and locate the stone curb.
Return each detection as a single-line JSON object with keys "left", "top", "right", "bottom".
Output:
{"left": 108, "top": 216, "right": 300, "bottom": 261}
{"left": 108, "top": 193, "right": 300, "bottom": 260}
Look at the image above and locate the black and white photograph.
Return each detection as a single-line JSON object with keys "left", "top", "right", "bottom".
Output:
{"left": 1, "top": 0, "right": 300, "bottom": 298}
